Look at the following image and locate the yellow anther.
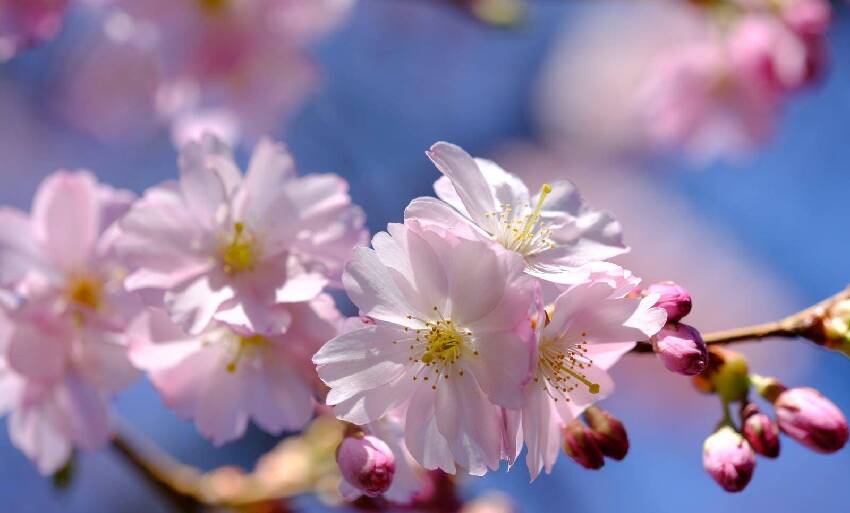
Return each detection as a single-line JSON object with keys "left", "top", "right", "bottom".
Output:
{"left": 226, "top": 334, "right": 266, "bottom": 373}
{"left": 198, "top": 0, "right": 228, "bottom": 13}
{"left": 67, "top": 275, "right": 103, "bottom": 310}
{"left": 221, "top": 222, "right": 257, "bottom": 275}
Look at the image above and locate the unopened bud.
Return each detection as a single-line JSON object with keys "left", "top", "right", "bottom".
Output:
{"left": 647, "top": 281, "right": 693, "bottom": 323}
{"left": 583, "top": 406, "right": 629, "bottom": 460}
{"left": 336, "top": 433, "right": 396, "bottom": 497}
{"left": 774, "top": 387, "right": 849, "bottom": 454}
{"left": 563, "top": 419, "right": 604, "bottom": 469}
{"left": 653, "top": 323, "right": 708, "bottom": 376}
{"left": 741, "top": 403, "right": 780, "bottom": 458}
{"left": 781, "top": 0, "right": 831, "bottom": 37}
{"left": 703, "top": 426, "right": 756, "bottom": 493}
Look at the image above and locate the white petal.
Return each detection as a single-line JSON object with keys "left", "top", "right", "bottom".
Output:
{"left": 426, "top": 142, "right": 497, "bottom": 229}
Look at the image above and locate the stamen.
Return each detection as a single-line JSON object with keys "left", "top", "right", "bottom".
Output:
{"left": 514, "top": 183, "right": 552, "bottom": 245}
{"left": 226, "top": 334, "right": 266, "bottom": 372}
{"left": 221, "top": 222, "right": 257, "bottom": 275}
{"left": 66, "top": 275, "right": 103, "bottom": 310}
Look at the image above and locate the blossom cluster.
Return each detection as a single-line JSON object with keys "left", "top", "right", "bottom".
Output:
{"left": 0, "top": 136, "right": 671, "bottom": 501}
{"left": 638, "top": 0, "right": 831, "bottom": 160}
{"left": 317, "top": 141, "right": 668, "bottom": 500}
{"left": 0, "top": 134, "right": 365, "bottom": 472}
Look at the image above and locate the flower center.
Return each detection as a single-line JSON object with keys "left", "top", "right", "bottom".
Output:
{"left": 404, "top": 310, "right": 476, "bottom": 390}
{"left": 536, "top": 334, "right": 600, "bottom": 402}
{"left": 66, "top": 275, "right": 103, "bottom": 310}
{"left": 487, "top": 183, "right": 556, "bottom": 257}
{"left": 220, "top": 222, "right": 258, "bottom": 275}
{"left": 226, "top": 334, "right": 266, "bottom": 372}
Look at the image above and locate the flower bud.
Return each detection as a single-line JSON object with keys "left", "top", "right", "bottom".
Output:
{"left": 583, "top": 406, "right": 629, "bottom": 460}
{"left": 774, "top": 387, "right": 849, "bottom": 454}
{"left": 703, "top": 426, "right": 756, "bottom": 493}
{"left": 647, "top": 281, "right": 692, "bottom": 323}
{"left": 741, "top": 403, "right": 780, "bottom": 458}
{"left": 336, "top": 433, "right": 396, "bottom": 497}
{"left": 780, "top": 0, "right": 831, "bottom": 37}
{"left": 563, "top": 419, "right": 605, "bottom": 469}
{"left": 652, "top": 323, "right": 708, "bottom": 376}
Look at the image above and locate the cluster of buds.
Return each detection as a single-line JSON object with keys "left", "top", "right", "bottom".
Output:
{"left": 336, "top": 427, "right": 396, "bottom": 499}
{"left": 563, "top": 406, "right": 629, "bottom": 470}
{"left": 647, "top": 282, "right": 708, "bottom": 376}
{"left": 696, "top": 348, "right": 847, "bottom": 492}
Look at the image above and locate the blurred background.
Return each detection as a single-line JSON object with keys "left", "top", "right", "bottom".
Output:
{"left": 1, "top": 0, "right": 849, "bottom": 511}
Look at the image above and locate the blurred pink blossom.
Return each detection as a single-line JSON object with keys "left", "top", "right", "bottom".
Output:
{"left": 130, "top": 296, "right": 340, "bottom": 445}
{"left": 0, "top": 0, "right": 68, "bottom": 61}
{"left": 64, "top": 0, "right": 356, "bottom": 144}
{"left": 116, "top": 134, "right": 367, "bottom": 336}
{"left": 0, "top": 171, "right": 141, "bottom": 473}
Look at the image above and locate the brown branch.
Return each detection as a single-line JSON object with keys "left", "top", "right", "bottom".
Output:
{"left": 636, "top": 284, "right": 850, "bottom": 351}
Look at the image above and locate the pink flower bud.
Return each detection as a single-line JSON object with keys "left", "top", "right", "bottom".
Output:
{"left": 741, "top": 403, "right": 780, "bottom": 458}
{"left": 647, "top": 281, "right": 692, "bottom": 323}
{"left": 781, "top": 0, "right": 831, "bottom": 37}
{"left": 563, "top": 419, "right": 604, "bottom": 470}
{"left": 652, "top": 323, "right": 708, "bottom": 376}
{"left": 774, "top": 387, "right": 848, "bottom": 454}
{"left": 583, "top": 406, "right": 629, "bottom": 460}
{"left": 703, "top": 426, "right": 756, "bottom": 493}
{"left": 336, "top": 434, "right": 396, "bottom": 497}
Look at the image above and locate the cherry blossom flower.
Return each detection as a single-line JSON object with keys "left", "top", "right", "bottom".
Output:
{"left": 313, "top": 222, "right": 538, "bottom": 476}
{"left": 0, "top": 0, "right": 68, "bottom": 62}
{"left": 0, "top": 171, "right": 140, "bottom": 473}
{"left": 405, "top": 142, "right": 627, "bottom": 285}
{"left": 96, "top": 0, "right": 355, "bottom": 143}
{"left": 130, "top": 295, "right": 339, "bottom": 445}
{"left": 116, "top": 134, "right": 367, "bottom": 336}
{"left": 505, "top": 267, "right": 665, "bottom": 480}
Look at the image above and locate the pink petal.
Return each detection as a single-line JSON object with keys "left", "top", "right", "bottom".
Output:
{"left": 0, "top": 207, "right": 42, "bottom": 285}
{"left": 32, "top": 171, "right": 100, "bottom": 271}
{"left": 426, "top": 142, "right": 497, "bottom": 228}
{"left": 163, "top": 275, "right": 235, "bottom": 335}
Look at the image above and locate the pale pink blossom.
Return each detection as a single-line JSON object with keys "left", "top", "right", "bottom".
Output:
{"left": 638, "top": 39, "right": 781, "bottom": 161}
{"left": 116, "top": 134, "right": 367, "bottom": 336}
{"left": 505, "top": 268, "right": 665, "bottom": 480}
{"left": 313, "top": 222, "right": 537, "bottom": 475}
{"left": 0, "top": 171, "right": 139, "bottom": 473}
{"left": 130, "top": 295, "right": 339, "bottom": 445}
{"left": 0, "top": 304, "right": 121, "bottom": 475}
{"left": 99, "top": 0, "right": 355, "bottom": 143}
{"left": 405, "top": 142, "right": 627, "bottom": 285}
{"left": 0, "top": 0, "right": 68, "bottom": 62}
{"left": 0, "top": 171, "right": 140, "bottom": 389}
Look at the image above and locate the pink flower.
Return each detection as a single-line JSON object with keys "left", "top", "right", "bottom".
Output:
{"left": 405, "top": 142, "right": 627, "bottom": 284}
{"left": 117, "top": 134, "right": 367, "bottom": 336}
{"left": 0, "top": 171, "right": 139, "bottom": 472}
{"left": 639, "top": 40, "right": 781, "bottom": 161}
{"left": 313, "top": 222, "right": 538, "bottom": 475}
{"left": 0, "top": 0, "right": 68, "bottom": 62}
{"left": 129, "top": 296, "right": 340, "bottom": 445}
{"left": 101, "top": 0, "right": 355, "bottom": 143}
{"left": 728, "top": 15, "right": 809, "bottom": 93}
{"left": 506, "top": 268, "right": 665, "bottom": 480}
